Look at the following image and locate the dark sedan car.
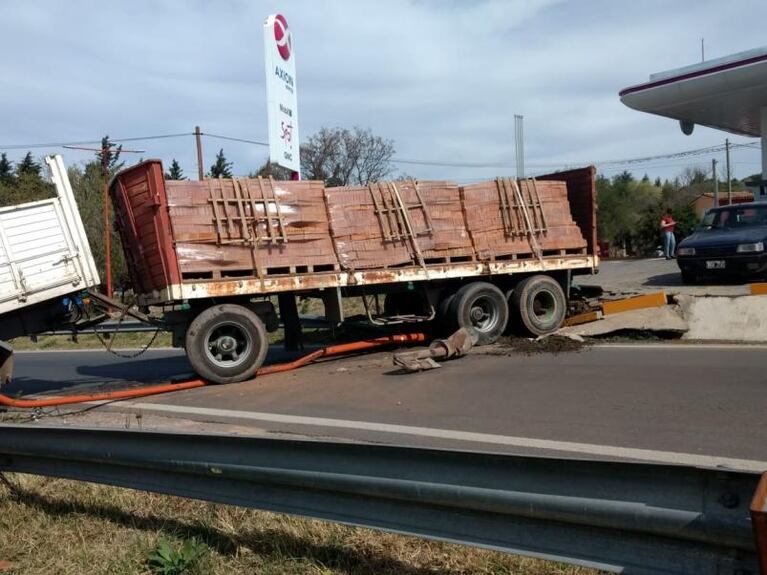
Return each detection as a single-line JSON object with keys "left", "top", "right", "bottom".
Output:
{"left": 676, "top": 202, "right": 767, "bottom": 283}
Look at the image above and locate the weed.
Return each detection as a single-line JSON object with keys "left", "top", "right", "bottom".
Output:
{"left": 147, "top": 538, "right": 207, "bottom": 575}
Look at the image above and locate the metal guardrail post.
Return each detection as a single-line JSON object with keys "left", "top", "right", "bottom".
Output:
{"left": 0, "top": 425, "right": 760, "bottom": 574}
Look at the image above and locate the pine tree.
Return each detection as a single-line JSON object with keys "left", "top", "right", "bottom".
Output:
{"left": 97, "top": 135, "right": 123, "bottom": 174}
{"left": 209, "top": 149, "right": 233, "bottom": 178}
{"left": 165, "top": 159, "right": 185, "bottom": 180}
{"left": 16, "top": 152, "right": 41, "bottom": 176}
{"left": 0, "top": 153, "right": 14, "bottom": 184}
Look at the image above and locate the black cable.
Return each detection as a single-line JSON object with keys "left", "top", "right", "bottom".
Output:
{"left": 0, "top": 132, "right": 193, "bottom": 151}
{"left": 202, "top": 133, "right": 269, "bottom": 147}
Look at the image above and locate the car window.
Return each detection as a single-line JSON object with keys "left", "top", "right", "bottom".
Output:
{"left": 709, "top": 206, "right": 767, "bottom": 228}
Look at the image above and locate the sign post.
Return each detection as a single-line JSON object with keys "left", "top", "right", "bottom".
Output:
{"left": 263, "top": 14, "right": 300, "bottom": 177}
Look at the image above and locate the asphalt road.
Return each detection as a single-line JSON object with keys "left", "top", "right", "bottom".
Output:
{"left": 9, "top": 343, "right": 767, "bottom": 468}
{"left": 579, "top": 258, "right": 753, "bottom": 297}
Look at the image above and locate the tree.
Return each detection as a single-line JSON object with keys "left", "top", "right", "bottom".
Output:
{"left": 250, "top": 160, "right": 294, "bottom": 181}
{"left": 97, "top": 135, "right": 123, "bottom": 174}
{"left": 16, "top": 152, "right": 41, "bottom": 176}
{"left": 0, "top": 153, "right": 14, "bottom": 185}
{"left": 300, "top": 126, "right": 395, "bottom": 186}
{"left": 165, "top": 159, "right": 185, "bottom": 180}
{"left": 209, "top": 148, "right": 233, "bottom": 178}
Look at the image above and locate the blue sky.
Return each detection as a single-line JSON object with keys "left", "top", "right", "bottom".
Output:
{"left": 0, "top": 0, "right": 764, "bottom": 182}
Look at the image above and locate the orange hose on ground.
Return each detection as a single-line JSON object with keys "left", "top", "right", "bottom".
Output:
{"left": 0, "top": 380, "right": 206, "bottom": 409}
{"left": 0, "top": 332, "right": 427, "bottom": 409}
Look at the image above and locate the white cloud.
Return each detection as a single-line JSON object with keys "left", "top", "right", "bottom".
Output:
{"left": 0, "top": 0, "right": 763, "bottom": 181}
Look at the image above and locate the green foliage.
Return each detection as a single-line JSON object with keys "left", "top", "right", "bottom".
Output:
{"left": 97, "top": 135, "right": 123, "bottom": 173}
{"left": 146, "top": 538, "right": 206, "bottom": 575}
{"left": 16, "top": 152, "right": 41, "bottom": 177}
{"left": 597, "top": 168, "right": 710, "bottom": 256}
{"left": 165, "top": 159, "right": 185, "bottom": 180}
{"left": 250, "top": 159, "right": 294, "bottom": 180}
{"left": 0, "top": 153, "right": 13, "bottom": 185}
{"left": 0, "top": 153, "right": 55, "bottom": 207}
{"left": 209, "top": 148, "right": 233, "bottom": 178}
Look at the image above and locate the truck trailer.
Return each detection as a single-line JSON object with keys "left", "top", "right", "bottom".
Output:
{"left": 110, "top": 161, "right": 597, "bottom": 384}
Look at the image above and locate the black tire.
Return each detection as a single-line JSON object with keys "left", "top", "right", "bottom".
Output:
{"left": 511, "top": 275, "right": 567, "bottom": 336}
{"left": 448, "top": 282, "right": 508, "bottom": 345}
{"left": 436, "top": 292, "right": 457, "bottom": 334}
{"left": 185, "top": 303, "right": 268, "bottom": 384}
{"left": 383, "top": 292, "right": 423, "bottom": 316}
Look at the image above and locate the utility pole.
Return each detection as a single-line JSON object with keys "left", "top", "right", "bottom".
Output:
{"left": 63, "top": 143, "right": 144, "bottom": 299}
{"left": 712, "top": 158, "right": 719, "bottom": 207}
{"left": 701, "top": 38, "right": 705, "bottom": 62}
{"left": 725, "top": 138, "right": 732, "bottom": 205}
{"left": 514, "top": 115, "right": 524, "bottom": 179}
{"left": 195, "top": 126, "right": 204, "bottom": 180}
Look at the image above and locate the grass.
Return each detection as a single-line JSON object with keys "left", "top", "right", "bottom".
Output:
{"left": 0, "top": 473, "right": 600, "bottom": 575}
{"left": 8, "top": 297, "right": 370, "bottom": 352}
{"left": 8, "top": 332, "right": 172, "bottom": 351}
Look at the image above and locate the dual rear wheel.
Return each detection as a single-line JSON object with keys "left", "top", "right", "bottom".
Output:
{"left": 441, "top": 275, "right": 567, "bottom": 343}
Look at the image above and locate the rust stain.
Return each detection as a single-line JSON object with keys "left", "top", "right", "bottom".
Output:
{"left": 751, "top": 283, "right": 767, "bottom": 296}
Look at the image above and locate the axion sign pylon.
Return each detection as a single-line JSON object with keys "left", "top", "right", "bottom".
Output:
{"left": 263, "top": 13, "right": 300, "bottom": 174}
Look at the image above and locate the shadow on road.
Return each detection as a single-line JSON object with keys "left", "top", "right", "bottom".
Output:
{"left": 4, "top": 355, "right": 194, "bottom": 396}
{"left": 644, "top": 272, "right": 750, "bottom": 288}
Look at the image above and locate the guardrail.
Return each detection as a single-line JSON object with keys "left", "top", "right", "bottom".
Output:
{"left": 0, "top": 425, "right": 761, "bottom": 574}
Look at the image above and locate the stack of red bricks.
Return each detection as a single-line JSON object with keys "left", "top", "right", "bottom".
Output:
{"left": 324, "top": 180, "right": 474, "bottom": 270}
{"left": 166, "top": 177, "right": 337, "bottom": 277}
{"left": 461, "top": 179, "right": 586, "bottom": 259}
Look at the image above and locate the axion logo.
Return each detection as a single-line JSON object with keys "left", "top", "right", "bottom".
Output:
{"left": 273, "top": 14, "right": 291, "bottom": 61}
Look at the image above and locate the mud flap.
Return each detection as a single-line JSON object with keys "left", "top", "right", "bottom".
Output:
{"left": 0, "top": 340, "right": 13, "bottom": 385}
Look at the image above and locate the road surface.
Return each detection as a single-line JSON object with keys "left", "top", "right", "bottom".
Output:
{"left": 579, "top": 258, "right": 752, "bottom": 297}
{"left": 8, "top": 343, "right": 767, "bottom": 469}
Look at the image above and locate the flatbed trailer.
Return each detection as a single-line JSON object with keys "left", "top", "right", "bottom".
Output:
{"left": 111, "top": 162, "right": 598, "bottom": 383}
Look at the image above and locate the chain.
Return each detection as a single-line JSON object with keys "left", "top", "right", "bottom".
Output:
{"left": 92, "top": 326, "right": 163, "bottom": 359}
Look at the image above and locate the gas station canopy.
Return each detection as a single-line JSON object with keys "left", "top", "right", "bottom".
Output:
{"left": 620, "top": 46, "right": 767, "bottom": 137}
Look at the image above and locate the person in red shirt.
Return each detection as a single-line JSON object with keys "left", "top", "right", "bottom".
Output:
{"left": 660, "top": 209, "right": 676, "bottom": 259}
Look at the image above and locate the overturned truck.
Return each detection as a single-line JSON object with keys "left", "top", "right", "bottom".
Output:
{"left": 0, "top": 156, "right": 101, "bottom": 383}
{"left": 111, "top": 162, "right": 597, "bottom": 383}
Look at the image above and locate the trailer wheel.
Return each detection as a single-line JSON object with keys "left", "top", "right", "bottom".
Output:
{"left": 185, "top": 303, "right": 268, "bottom": 384}
{"left": 449, "top": 282, "right": 508, "bottom": 345}
{"left": 511, "top": 275, "right": 567, "bottom": 336}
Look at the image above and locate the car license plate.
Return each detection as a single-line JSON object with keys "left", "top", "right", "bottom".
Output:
{"left": 706, "top": 260, "right": 726, "bottom": 269}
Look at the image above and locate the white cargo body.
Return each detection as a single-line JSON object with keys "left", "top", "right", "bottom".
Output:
{"left": 0, "top": 155, "right": 100, "bottom": 316}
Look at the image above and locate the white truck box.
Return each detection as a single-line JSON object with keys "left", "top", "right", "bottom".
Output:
{"left": 0, "top": 155, "right": 100, "bottom": 316}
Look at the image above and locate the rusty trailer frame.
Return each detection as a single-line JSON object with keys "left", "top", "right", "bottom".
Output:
{"left": 138, "top": 254, "right": 597, "bottom": 306}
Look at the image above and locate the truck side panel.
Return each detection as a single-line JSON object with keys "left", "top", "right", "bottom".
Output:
{"left": 538, "top": 166, "right": 598, "bottom": 257}
{"left": 0, "top": 155, "right": 100, "bottom": 316}
{"left": 110, "top": 160, "right": 181, "bottom": 296}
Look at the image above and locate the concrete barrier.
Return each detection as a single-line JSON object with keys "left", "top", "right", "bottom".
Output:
{"left": 675, "top": 295, "right": 767, "bottom": 342}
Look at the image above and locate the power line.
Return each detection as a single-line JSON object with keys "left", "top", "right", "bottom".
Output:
{"left": 202, "top": 133, "right": 269, "bottom": 147}
{"left": 0, "top": 132, "right": 193, "bottom": 151}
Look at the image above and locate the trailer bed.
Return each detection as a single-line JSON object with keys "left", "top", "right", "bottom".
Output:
{"left": 111, "top": 162, "right": 597, "bottom": 306}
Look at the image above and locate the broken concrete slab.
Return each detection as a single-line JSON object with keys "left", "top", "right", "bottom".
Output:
{"left": 558, "top": 305, "right": 688, "bottom": 337}
{"left": 675, "top": 294, "right": 767, "bottom": 342}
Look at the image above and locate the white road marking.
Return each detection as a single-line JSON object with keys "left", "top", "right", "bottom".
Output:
{"left": 122, "top": 401, "right": 767, "bottom": 472}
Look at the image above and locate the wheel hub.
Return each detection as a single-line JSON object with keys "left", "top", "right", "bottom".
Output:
{"left": 204, "top": 324, "right": 251, "bottom": 368}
